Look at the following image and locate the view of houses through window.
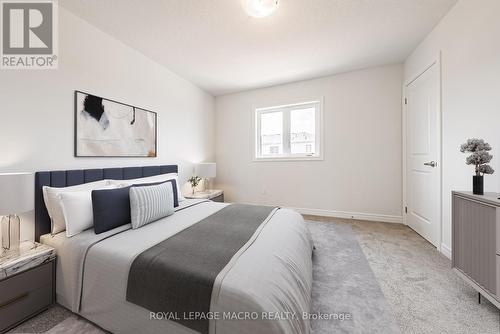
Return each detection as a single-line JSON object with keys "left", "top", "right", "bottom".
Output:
{"left": 290, "top": 108, "right": 316, "bottom": 154}
{"left": 260, "top": 111, "right": 283, "bottom": 155}
{"left": 256, "top": 101, "right": 321, "bottom": 159}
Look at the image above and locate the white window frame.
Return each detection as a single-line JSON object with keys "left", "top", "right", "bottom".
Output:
{"left": 254, "top": 99, "right": 323, "bottom": 161}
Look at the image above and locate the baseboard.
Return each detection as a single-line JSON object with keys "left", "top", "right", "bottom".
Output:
{"left": 292, "top": 207, "right": 403, "bottom": 224}
{"left": 440, "top": 243, "right": 452, "bottom": 259}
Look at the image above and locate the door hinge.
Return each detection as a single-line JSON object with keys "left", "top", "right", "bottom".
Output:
{"left": 404, "top": 98, "right": 408, "bottom": 105}
{"left": 405, "top": 206, "right": 408, "bottom": 214}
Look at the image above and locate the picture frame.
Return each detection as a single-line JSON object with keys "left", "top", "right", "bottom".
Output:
{"left": 74, "top": 91, "right": 157, "bottom": 157}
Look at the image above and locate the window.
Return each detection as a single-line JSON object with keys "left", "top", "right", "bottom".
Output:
{"left": 255, "top": 100, "right": 322, "bottom": 160}
{"left": 269, "top": 146, "right": 280, "bottom": 154}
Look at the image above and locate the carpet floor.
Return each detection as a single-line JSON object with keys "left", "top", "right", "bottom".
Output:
{"left": 305, "top": 216, "right": 500, "bottom": 334}
{"left": 308, "top": 220, "right": 399, "bottom": 333}
{"left": 9, "top": 218, "right": 500, "bottom": 333}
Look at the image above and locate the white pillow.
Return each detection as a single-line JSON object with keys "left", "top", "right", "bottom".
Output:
{"left": 58, "top": 190, "right": 95, "bottom": 237}
{"left": 43, "top": 180, "right": 111, "bottom": 234}
{"left": 130, "top": 182, "right": 175, "bottom": 229}
{"left": 109, "top": 173, "right": 185, "bottom": 202}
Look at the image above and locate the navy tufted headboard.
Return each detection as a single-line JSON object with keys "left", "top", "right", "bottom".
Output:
{"left": 34, "top": 165, "right": 178, "bottom": 241}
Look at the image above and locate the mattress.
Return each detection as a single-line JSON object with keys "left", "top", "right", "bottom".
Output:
{"left": 41, "top": 199, "right": 313, "bottom": 334}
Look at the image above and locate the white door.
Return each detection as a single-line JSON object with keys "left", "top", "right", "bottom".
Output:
{"left": 406, "top": 63, "right": 441, "bottom": 247}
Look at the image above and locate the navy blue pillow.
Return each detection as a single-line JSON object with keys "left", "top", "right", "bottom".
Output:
{"left": 92, "top": 186, "right": 131, "bottom": 234}
{"left": 92, "top": 180, "right": 179, "bottom": 234}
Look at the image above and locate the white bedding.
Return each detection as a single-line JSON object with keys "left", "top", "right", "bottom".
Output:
{"left": 41, "top": 199, "right": 313, "bottom": 334}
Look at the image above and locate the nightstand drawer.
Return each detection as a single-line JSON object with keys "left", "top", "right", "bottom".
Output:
{"left": 0, "top": 284, "right": 52, "bottom": 330}
{"left": 0, "top": 260, "right": 52, "bottom": 304}
{"left": 0, "top": 260, "right": 54, "bottom": 333}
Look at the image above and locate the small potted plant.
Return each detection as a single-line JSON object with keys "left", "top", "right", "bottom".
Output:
{"left": 188, "top": 176, "right": 201, "bottom": 195}
{"left": 460, "top": 138, "right": 494, "bottom": 195}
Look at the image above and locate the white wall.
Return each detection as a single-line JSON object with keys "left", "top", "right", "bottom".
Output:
{"left": 404, "top": 0, "right": 500, "bottom": 256}
{"left": 215, "top": 65, "right": 403, "bottom": 222}
{"left": 0, "top": 8, "right": 215, "bottom": 240}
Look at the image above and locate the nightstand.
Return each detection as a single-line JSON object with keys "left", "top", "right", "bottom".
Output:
{"left": 0, "top": 242, "right": 56, "bottom": 333}
{"left": 185, "top": 189, "right": 224, "bottom": 202}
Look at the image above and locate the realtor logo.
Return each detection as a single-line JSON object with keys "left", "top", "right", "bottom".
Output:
{"left": 1, "top": 0, "right": 58, "bottom": 69}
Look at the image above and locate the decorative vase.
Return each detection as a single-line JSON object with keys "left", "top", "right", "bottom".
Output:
{"left": 473, "top": 175, "right": 484, "bottom": 195}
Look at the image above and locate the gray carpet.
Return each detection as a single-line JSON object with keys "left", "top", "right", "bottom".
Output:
{"left": 7, "top": 306, "right": 72, "bottom": 333}
{"left": 8, "top": 220, "right": 406, "bottom": 334}
{"left": 308, "top": 220, "right": 400, "bottom": 333}
{"left": 45, "top": 316, "right": 106, "bottom": 334}
{"left": 332, "top": 218, "right": 500, "bottom": 334}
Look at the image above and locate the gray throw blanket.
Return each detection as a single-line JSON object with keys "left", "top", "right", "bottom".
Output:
{"left": 126, "top": 204, "right": 278, "bottom": 334}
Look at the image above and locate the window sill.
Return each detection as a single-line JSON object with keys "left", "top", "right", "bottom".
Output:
{"left": 253, "top": 155, "right": 324, "bottom": 162}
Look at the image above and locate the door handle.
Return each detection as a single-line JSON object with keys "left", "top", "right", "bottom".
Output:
{"left": 424, "top": 161, "right": 437, "bottom": 167}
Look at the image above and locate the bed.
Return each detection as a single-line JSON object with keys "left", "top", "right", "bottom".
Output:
{"left": 35, "top": 165, "right": 313, "bottom": 334}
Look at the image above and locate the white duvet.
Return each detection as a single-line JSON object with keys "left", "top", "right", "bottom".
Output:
{"left": 41, "top": 199, "right": 313, "bottom": 334}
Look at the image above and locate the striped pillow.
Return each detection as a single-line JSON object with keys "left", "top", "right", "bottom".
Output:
{"left": 129, "top": 182, "right": 175, "bottom": 229}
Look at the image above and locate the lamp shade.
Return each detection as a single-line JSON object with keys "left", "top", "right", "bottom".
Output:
{"left": 195, "top": 163, "right": 216, "bottom": 178}
{"left": 0, "top": 173, "right": 35, "bottom": 215}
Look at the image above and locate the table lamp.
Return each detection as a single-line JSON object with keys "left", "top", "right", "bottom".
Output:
{"left": 195, "top": 163, "right": 216, "bottom": 192}
{"left": 0, "top": 173, "right": 34, "bottom": 251}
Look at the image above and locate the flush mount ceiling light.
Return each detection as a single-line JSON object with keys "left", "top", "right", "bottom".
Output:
{"left": 244, "top": 0, "right": 279, "bottom": 18}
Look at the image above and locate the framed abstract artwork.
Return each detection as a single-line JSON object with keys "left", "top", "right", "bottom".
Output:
{"left": 74, "top": 91, "right": 157, "bottom": 157}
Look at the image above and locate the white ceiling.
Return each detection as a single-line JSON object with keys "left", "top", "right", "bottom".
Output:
{"left": 61, "top": 0, "right": 457, "bottom": 96}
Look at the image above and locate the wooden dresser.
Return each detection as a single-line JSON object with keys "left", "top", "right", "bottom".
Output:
{"left": 452, "top": 191, "right": 500, "bottom": 308}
